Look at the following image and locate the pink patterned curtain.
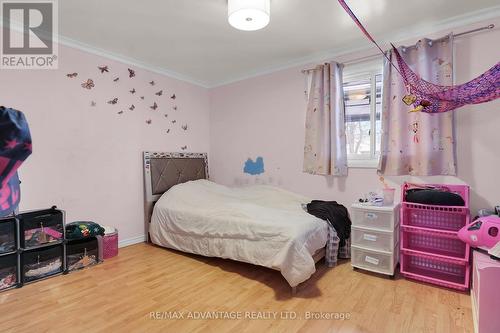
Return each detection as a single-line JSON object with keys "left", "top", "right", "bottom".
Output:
{"left": 378, "top": 35, "right": 457, "bottom": 176}
{"left": 303, "top": 62, "right": 348, "bottom": 176}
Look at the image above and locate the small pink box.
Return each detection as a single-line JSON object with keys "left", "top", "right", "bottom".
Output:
{"left": 102, "top": 229, "right": 118, "bottom": 259}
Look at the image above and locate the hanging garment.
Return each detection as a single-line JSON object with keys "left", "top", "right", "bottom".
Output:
{"left": 0, "top": 107, "right": 32, "bottom": 217}
{"left": 303, "top": 62, "right": 348, "bottom": 176}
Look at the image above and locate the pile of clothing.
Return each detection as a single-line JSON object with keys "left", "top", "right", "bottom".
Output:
{"left": 24, "top": 258, "right": 62, "bottom": 282}
{"left": 67, "top": 250, "right": 98, "bottom": 271}
{"left": 24, "top": 227, "right": 63, "bottom": 248}
{"left": 65, "top": 221, "right": 105, "bottom": 240}
{"left": 0, "top": 268, "right": 16, "bottom": 290}
{"left": 305, "top": 200, "right": 352, "bottom": 267}
{"left": 66, "top": 221, "right": 105, "bottom": 272}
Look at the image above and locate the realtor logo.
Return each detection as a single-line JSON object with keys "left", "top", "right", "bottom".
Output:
{"left": 1, "top": 1, "right": 58, "bottom": 69}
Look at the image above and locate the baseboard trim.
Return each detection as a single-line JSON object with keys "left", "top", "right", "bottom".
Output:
{"left": 119, "top": 235, "right": 146, "bottom": 248}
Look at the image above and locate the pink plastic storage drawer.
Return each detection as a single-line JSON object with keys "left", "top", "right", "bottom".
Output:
{"left": 401, "top": 226, "right": 468, "bottom": 260}
{"left": 401, "top": 203, "right": 469, "bottom": 232}
{"left": 401, "top": 251, "right": 469, "bottom": 291}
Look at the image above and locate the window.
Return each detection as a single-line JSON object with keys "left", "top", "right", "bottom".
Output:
{"left": 343, "top": 58, "right": 383, "bottom": 168}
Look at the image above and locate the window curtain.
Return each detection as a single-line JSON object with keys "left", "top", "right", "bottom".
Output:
{"left": 303, "top": 62, "right": 348, "bottom": 176}
{"left": 378, "top": 35, "right": 456, "bottom": 176}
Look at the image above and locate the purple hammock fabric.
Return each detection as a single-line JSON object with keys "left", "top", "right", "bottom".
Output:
{"left": 393, "top": 47, "right": 500, "bottom": 113}
{"left": 338, "top": 0, "right": 500, "bottom": 113}
{"left": 0, "top": 107, "right": 32, "bottom": 217}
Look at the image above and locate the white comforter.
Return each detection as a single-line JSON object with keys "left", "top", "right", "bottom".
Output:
{"left": 149, "top": 180, "right": 328, "bottom": 287}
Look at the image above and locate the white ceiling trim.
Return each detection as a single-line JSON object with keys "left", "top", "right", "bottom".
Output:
{"left": 210, "top": 4, "right": 500, "bottom": 88}
{"left": 58, "top": 35, "right": 212, "bottom": 88}
{"left": 2, "top": 4, "right": 500, "bottom": 89}
{"left": 0, "top": 19, "right": 211, "bottom": 87}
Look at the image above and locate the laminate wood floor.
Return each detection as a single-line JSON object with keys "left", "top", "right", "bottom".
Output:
{"left": 0, "top": 243, "right": 473, "bottom": 333}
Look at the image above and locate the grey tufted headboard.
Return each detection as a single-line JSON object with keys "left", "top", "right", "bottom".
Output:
{"left": 143, "top": 152, "right": 209, "bottom": 239}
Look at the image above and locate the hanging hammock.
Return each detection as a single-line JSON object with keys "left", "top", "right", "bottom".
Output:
{"left": 338, "top": 0, "right": 500, "bottom": 113}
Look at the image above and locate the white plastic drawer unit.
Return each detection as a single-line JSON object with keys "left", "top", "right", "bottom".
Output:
{"left": 350, "top": 204, "right": 399, "bottom": 231}
{"left": 351, "top": 244, "right": 399, "bottom": 275}
{"left": 351, "top": 226, "right": 398, "bottom": 252}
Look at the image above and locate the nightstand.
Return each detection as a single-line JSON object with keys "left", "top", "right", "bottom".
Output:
{"left": 350, "top": 203, "right": 400, "bottom": 277}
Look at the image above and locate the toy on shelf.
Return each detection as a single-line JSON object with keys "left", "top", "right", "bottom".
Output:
{"left": 458, "top": 215, "right": 500, "bottom": 251}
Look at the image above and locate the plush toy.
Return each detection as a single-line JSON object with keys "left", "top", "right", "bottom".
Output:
{"left": 458, "top": 215, "right": 500, "bottom": 250}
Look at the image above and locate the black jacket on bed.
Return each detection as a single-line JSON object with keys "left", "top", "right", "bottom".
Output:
{"left": 306, "top": 200, "right": 351, "bottom": 246}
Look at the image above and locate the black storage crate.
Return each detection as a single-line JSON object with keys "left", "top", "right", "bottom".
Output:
{"left": 66, "top": 237, "right": 100, "bottom": 272}
{"left": 0, "top": 253, "right": 18, "bottom": 291}
{"left": 0, "top": 217, "right": 17, "bottom": 254}
{"left": 22, "top": 244, "right": 64, "bottom": 283}
{"left": 18, "top": 208, "right": 64, "bottom": 249}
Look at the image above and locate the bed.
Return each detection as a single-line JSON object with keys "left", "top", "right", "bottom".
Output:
{"left": 143, "top": 152, "right": 337, "bottom": 291}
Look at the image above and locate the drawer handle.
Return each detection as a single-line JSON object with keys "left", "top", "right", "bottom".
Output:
{"left": 363, "top": 234, "right": 377, "bottom": 242}
{"left": 366, "top": 212, "right": 378, "bottom": 220}
{"left": 365, "top": 255, "right": 379, "bottom": 265}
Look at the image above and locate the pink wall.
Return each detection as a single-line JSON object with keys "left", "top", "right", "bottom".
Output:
{"left": 209, "top": 18, "right": 500, "bottom": 215}
{"left": 1, "top": 17, "right": 498, "bottom": 246}
{"left": 0, "top": 38, "right": 210, "bottom": 244}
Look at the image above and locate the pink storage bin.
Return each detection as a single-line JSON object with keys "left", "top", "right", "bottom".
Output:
{"left": 401, "top": 251, "right": 470, "bottom": 291}
{"left": 401, "top": 203, "right": 469, "bottom": 231}
{"left": 401, "top": 225, "right": 469, "bottom": 261}
{"left": 102, "top": 228, "right": 118, "bottom": 259}
{"left": 400, "top": 183, "right": 471, "bottom": 291}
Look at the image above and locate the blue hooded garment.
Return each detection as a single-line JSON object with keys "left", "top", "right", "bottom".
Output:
{"left": 0, "top": 107, "right": 32, "bottom": 217}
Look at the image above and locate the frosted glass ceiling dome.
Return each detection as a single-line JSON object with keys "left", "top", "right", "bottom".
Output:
{"left": 228, "top": 0, "right": 270, "bottom": 31}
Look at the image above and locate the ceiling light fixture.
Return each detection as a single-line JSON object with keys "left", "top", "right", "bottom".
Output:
{"left": 228, "top": 0, "right": 270, "bottom": 31}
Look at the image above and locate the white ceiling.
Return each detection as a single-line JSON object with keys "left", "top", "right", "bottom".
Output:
{"left": 59, "top": 0, "right": 500, "bottom": 87}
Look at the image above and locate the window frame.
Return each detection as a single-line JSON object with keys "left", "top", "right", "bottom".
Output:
{"left": 342, "top": 58, "right": 383, "bottom": 168}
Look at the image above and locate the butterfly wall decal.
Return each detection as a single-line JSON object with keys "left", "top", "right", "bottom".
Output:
{"left": 164, "top": 114, "right": 168, "bottom": 118}
{"left": 150, "top": 102, "right": 158, "bottom": 110}
{"left": 140, "top": 96, "right": 145, "bottom": 100}
{"left": 129, "top": 104, "right": 135, "bottom": 111}
{"left": 172, "top": 106, "right": 177, "bottom": 111}
{"left": 181, "top": 124, "right": 188, "bottom": 131}
{"left": 81, "top": 79, "right": 95, "bottom": 89}
{"left": 66, "top": 73, "right": 78, "bottom": 78}
{"left": 146, "top": 119, "right": 152, "bottom": 124}
{"left": 170, "top": 94, "right": 176, "bottom": 100}
{"left": 113, "top": 77, "right": 119, "bottom": 82}
{"left": 90, "top": 101, "right": 96, "bottom": 107}
{"left": 155, "top": 90, "right": 163, "bottom": 96}
{"left": 149, "top": 80, "right": 155, "bottom": 86}
{"left": 117, "top": 111, "right": 124, "bottom": 114}
{"left": 166, "top": 129, "right": 170, "bottom": 133}
{"left": 130, "top": 88, "right": 136, "bottom": 94}
{"left": 107, "top": 98, "right": 118, "bottom": 105}
{"left": 98, "top": 66, "right": 109, "bottom": 73}
{"left": 171, "top": 120, "right": 176, "bottom": 124}
{"left": 181, "top": 146, "right": 187, "bottom": 150}
{"left": 128, "top": 68, "right": 135, "bottom": 78}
